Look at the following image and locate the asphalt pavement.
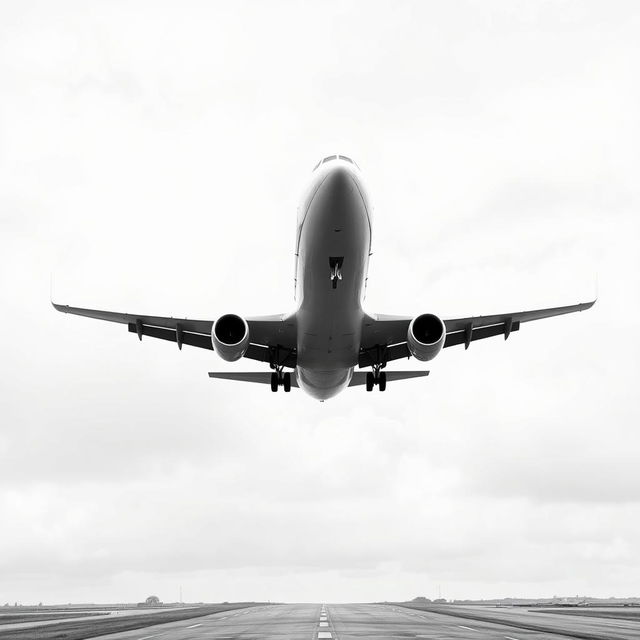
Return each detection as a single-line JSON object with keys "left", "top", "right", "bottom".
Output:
{"left": 77, "top": 602, "right": 640, "bottom": 640}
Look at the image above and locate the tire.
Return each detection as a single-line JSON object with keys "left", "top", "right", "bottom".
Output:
{"left": 378, "top": 371, "right": 387, "bottom": 392}
{"left": 283, "top": 372, "right": 291, "bottom": 392}
{"left": 366, "top": 372, "right": 374, "bottom": 392}
{"left": 270, "top": 372, "right": 279, "bottom": 392}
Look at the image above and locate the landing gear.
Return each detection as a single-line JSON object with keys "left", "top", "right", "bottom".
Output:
{"left": 365, "top": 366, "right": 387, "bottom": 392}
{"left": 329, "top": 257, "right": 343, "bottom": 289}
{"left": 366, "top": 371, "right": 374, "bottom": 391}
{"left": 270, "top": 368, "right": 292, "bottom": 392}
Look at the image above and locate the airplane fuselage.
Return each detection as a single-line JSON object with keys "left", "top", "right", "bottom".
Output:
{"left": 294, "top": 157, "right": 372, "bottom": 400}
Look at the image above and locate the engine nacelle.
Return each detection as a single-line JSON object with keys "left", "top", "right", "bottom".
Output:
{"left": 212, "top": 314, "right": 250, "bottom": 362}
{"left": 407, "top": 313, "right": 446, "bottom": 361}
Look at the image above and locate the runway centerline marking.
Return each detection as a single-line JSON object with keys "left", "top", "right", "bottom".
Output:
{"left": 458, "top": 625, "right": 479, "bottom": 632}
{"left": 186, "top": 623, "right": 202, "bottom": 628}
{"left": 138, "top": 636, "right": 156, "bottom": 639}
{"left": 504, "top": 637, "right": 521, "bottom": 640}
{"left": 318, "top": 633, "right": 332, "bottom": 639}
{"left": 319, "top": 621, "right": 329, "bottom": 626}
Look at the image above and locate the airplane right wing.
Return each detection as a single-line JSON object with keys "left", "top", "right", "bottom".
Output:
{"left": 52, "top": 302, "right": 297, "bottom": 366}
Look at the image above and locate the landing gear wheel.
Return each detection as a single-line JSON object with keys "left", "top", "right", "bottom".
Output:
{"left": 283, "top": 372, "right": 291, "bottom": 392}
{"left": 378, "top": 371, "right": 387, "bottom": 392}
{"left": 270, "top": 372, "right": 279, "bottom": 392}
{"left": 366, "top": 372, "right": 374, "bottom": 392}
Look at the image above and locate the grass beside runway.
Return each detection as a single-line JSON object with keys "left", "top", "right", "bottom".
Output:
{"left": 0, "top": 612, "right": 107, "bottom": 624}
{"left": 534, "top": 607, "right": 640, "bottom": 621}
{"left": 0, "top": 604, "right": 268, "bottom": 640}
{"left": 391, "top": 602, "right": 636, "bottom": 640}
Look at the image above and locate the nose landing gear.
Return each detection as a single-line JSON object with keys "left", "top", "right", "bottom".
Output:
{"left": 366, "top": 366, "right": 387, "bottom": 392}
{"left": 329, "top": 257, "right": 344, "bottom": 289}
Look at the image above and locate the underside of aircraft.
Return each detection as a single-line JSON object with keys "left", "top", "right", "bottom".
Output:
{"left": 53, "top": 155, "right": 594, "bottom": 400}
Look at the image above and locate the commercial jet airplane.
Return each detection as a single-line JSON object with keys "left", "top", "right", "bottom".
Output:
{"left": 53, "top": 155, "right": 595, "bottom": 400}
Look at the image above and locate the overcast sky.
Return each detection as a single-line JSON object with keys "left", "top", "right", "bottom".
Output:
{"left": 1, "top": 0, "right": 639, "bottom": 605}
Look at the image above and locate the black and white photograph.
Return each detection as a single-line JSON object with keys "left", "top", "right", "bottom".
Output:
{"left": 1, "top": 1, "right": 639, "bottom": 638}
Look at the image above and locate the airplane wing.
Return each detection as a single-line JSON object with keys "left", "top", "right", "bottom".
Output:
{"left": 360, "top": 300, "right": 595, "bottom": 367}
{"left": 52, "top": 303, "right": 297, "bottom": 365}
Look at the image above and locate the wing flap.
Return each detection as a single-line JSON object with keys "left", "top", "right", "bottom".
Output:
{"left": 127, "top": 323, "right": 213, "bottom": 350}
{"left": 358, "top": 343, "right": 410, "bottom": 368}
{"left": 444, "top": 320, "right": 520, "bottom": 349}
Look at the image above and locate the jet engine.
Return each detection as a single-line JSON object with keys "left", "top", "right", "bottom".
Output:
{"left": 407, "top": 313, "right": 446, "bottom": 361}
{"left": 212, "top": 314, "right": 250, "bottom": 362}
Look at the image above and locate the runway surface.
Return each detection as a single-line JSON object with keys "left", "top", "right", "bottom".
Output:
{"left": 85, "top": 603, "right": 640, "bottom": 640}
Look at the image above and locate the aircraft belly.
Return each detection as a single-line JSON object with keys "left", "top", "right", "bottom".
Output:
{"left": 295, "top": 210, "right": 369, "bottom": 370}
{"left": 292, "top": 164, "right": 371, "bottom": 398}
{"left": 296, "top": 367, "right": 353, "bottom": 400}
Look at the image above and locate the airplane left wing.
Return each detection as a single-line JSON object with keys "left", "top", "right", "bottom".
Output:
{"left": 360, "top": 300, "right": 595, "bottom": 367}
{"left": 442, "top": 300, "right": 595, "bottom": 349}
{"left": 52, "top": 303, "right": 297, "bottom": 364}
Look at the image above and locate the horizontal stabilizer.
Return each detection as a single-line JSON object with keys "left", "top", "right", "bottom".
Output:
{"left": 349, "top": 370, "right": 429, "bottom": 386}
{"left": 208, "top": 372, "right": 299, "bottom": 387}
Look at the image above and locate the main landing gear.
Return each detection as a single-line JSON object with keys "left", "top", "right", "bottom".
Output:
{"left": 366, "top": 366, "right": 387, "bottom": 392}
{"left": 270, "top": 368, "right": 291, "bottom": 392}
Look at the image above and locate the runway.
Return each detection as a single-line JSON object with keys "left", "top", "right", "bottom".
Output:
{"left": 85, "top": 603, "right": 640, "bottom": 640}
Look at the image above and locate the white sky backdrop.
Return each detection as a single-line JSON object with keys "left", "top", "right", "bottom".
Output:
{"left": 1, "top": 0, "right": 639, "bottom": 604}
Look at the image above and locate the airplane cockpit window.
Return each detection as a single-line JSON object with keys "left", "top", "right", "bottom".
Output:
{"left": 313, "top": 155, "right": 359, "bottom": 171}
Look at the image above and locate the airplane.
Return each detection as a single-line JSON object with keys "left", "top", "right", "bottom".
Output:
{"left": 53, "top": 154, "right": 595, "bottom": 400}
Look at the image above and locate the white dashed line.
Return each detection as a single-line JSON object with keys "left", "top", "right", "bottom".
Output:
{"left": 505, "top": 637, "right": 521, "bottom": 640}
{"left": 186, "top": 623, "right": 202, "bottom": 629}
{"left": 458, "top": 625, "right": 478, "bottom": 632}
{"left": 139, "top": 636, "right": 156, "bottom": 639}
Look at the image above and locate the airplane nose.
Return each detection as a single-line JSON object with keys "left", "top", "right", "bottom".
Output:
{"left": 323, "top": 167, "right": 355, "bottom": 203}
